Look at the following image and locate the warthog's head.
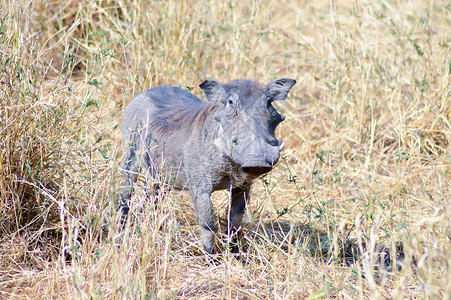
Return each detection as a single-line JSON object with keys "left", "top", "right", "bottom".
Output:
{"left": 200, "top": 78, "right": 296, "bottom": 176}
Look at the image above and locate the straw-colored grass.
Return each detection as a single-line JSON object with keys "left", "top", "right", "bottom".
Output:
{"left": 1, "top": 0, "right": 450, "bottom": 298}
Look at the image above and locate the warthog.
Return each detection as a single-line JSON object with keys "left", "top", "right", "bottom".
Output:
{"left": 119, "top": 78, "right": 296, "bottom": 254}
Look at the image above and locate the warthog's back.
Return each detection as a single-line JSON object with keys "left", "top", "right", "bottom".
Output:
{"left": 122, "top": 86, "right": 212, "bottom": 145}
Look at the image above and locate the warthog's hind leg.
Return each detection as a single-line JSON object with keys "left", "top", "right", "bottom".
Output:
{"left": 118, "top": 144, "right": 140, "bottom": 229}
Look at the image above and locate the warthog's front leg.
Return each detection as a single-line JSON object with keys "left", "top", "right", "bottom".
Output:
{"left": 226, "top": 186, "right": 250, "bottom": 252}
{"left": 192, "top": 191, "right": 216, "bottom": 254}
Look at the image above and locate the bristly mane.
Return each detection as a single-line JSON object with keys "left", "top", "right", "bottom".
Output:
{"left": 224, "top": 79, "right": 262, "bottom": 95}
{"left": 224, "top": 79, "right": 262, "bottom": 99}
{"left": 146, "top": 86, "right": 218, "bottom": 136}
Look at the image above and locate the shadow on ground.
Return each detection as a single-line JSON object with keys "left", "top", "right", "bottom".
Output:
{"left": 238, "top": 221, "right": 405, "bottom": 275}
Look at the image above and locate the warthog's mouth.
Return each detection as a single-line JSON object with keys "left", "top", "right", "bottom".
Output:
{"left": 241, "top": 165, "right": 273, "bottom": 175}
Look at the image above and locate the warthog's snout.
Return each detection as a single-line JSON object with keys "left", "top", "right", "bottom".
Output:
{"left": 241, "top": 139, "right": 285, "bottom": 175}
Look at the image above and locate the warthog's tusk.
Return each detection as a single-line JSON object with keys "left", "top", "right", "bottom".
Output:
{"left": 227, "top": 142, "right": 233, "bottom": 151}
{"left": 279, "top": 140, "right": 285, "bottom": 150}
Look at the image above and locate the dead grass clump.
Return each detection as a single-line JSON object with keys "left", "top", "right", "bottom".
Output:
{"left": 1, "top": 23, "right": 69, "bottom": 238}
{"left": 0, "top": 0, "right": 113, "bottom": 282}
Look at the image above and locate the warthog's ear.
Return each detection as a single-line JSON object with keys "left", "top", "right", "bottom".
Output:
{"left": 200, "top": 79, "right": 227, "bottom": 102}
{"left": 266, "top": 78, "right": 296, "bottom": 101}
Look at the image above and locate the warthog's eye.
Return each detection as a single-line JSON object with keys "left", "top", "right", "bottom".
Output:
{"left": 269, "top": 139, "right": 278, "bottom": 147}
{"left": 266, "top": 99, "right": 278, "bottom": 118}
{"left": 227, "top": 94, "right": 238, "bottom": 106}
{"left": 217, "top": 96, "right": 238, "bottom": 121}
{"left": 265, "top": 97, "right": 284, "bottom": 124}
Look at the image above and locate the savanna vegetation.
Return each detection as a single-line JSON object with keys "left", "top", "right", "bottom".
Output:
{"left": 0, "top": 0, "right": 450, "bottom": 298}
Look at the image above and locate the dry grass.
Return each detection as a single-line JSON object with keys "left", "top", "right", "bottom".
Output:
{"left": 0, "top": 0, "right": 450, "bottom": 298}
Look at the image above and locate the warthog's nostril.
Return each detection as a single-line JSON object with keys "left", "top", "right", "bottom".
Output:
{"left": 242, "top": 166, "right": 273, "bottom": 175}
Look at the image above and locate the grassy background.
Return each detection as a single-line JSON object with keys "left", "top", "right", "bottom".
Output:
{"left": 0, "top": 0, "right": 450, "bottom": 298}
